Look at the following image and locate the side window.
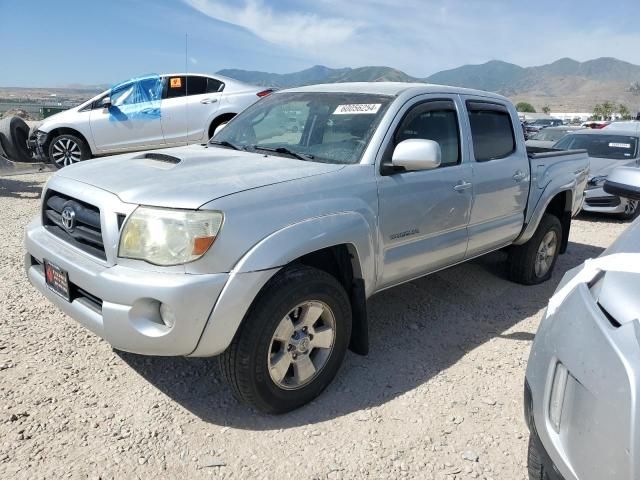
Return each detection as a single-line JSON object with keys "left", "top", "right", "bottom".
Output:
{"left": 186, "top": 76, "right": 208, "bottom": 96}
{"left": 207, "top": 78, "right": 224, "bottom": 93}
{"left": 392, "top": 100, "right": 461, "bottom": 167}
{"left": 467, "top": 102, "right": 516, "bottom": 161}
{"left": 165, "top": 76, "right": 187, "bottom": 98}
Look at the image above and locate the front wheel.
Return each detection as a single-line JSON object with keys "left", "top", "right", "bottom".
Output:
{"left": 48, "top": 134, "right": 91, "bottom": 169}
{"left": 619, "top": 199, "right": 639, "bottom": 221}
{"left": 508, "top": 214, "right": 562, "bottom": 285}
{"left": 219, "top": 265, "right": 352, "bottom": 414}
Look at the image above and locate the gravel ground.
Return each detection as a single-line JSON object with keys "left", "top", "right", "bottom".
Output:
{"left": 0, "top": 173, "right": 628, "bottom": 480}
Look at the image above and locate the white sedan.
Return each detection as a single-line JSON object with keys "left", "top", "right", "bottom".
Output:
{"left": 28, "top": 73, "right": 272, "bottom": 168}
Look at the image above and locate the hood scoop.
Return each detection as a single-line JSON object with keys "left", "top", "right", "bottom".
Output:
{"left": 132, "top": 152, "right": 182, "bottom": 169}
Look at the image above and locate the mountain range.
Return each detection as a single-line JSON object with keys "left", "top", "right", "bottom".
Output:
{"left": 219, "top": 57, "right": 640, "bottom": 112}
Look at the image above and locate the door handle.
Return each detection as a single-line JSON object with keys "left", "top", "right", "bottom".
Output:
{"left": 200, "top": 98, "right": 218, "bottom": 104}
{"left": 453, "top": 181, "right": 472, "bottom": 192}
{"left": 513, "top": 171, "right": 526, "bottom": 182}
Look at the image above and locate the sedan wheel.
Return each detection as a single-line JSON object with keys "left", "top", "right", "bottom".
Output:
{"left": 51, "top": 137, "right": 82, "bottom": 167}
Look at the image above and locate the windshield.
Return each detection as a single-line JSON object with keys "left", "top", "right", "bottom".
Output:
{"left": 554, "top": 134, "right": 639, "bottom": 159}
{"left": 532, "top": 129, "right": 569, "bottom": 141}
{"left": 211, "top": 92, "right": 392, "bottom": 164}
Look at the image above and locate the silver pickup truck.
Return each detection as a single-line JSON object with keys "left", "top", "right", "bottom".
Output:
{"left": 25, "top": 83, "right": 589, "bottom": 413}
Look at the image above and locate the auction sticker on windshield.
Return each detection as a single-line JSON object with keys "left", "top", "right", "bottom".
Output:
{"left": 334, "top": 104, "right": 381, "bottom": 115}
{"left": 609, "top": 143, "right": 631, "bottom": 149}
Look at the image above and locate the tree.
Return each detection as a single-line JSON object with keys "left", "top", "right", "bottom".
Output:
{"left": 601, "top": 101, "right": 615, "bottom": 120}
{"left": 516, "top": 102, "right": 536, "bottom": 113}
{"left": 592, "top": 104, "right": 604, "bottom": 120}
{"left": 618, "top": 104, "right": 631, "bottom": 120}
{"left": 542, "top": 105, "right": 551, "bottom": 115}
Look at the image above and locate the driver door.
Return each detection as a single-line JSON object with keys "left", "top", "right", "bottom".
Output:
{"left": 376, "top": 96, "right": 472, "bottom": 290}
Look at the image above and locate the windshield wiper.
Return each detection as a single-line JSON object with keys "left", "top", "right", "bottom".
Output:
{"left": 209, "top": 140, "right": 241, "bottom": 150}
{"left": 252, "top": 145, "right": 314, "bottom": 161}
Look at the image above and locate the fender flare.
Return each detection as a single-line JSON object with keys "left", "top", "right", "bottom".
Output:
{"left": 234, "top": 212, "right": 376, "bottom": 295}
{"left": 514, "top": 181, "right": 575, "bottom": 246}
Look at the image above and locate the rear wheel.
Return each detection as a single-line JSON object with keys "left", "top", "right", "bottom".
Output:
{"left": 48, "top": 134, "right": 91, "bottom": 169}
{"left": 527, "top": 433, "right": 547, "bottom": 479}
{"left": 220, "top": 264, "right": 352, "bottom": 414}
{"left": 509, "top": 214, "right": 562, "bottom": 285}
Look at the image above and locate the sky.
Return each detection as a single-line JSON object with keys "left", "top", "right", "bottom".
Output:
{"left": 1, "top": 0, "right": 640, "bottom": 87}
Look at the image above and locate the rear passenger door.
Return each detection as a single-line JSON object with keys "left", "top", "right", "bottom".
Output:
{"left": 376, "top": 96, "right": 473, "bottom": 290}
{"left": 463, "top": 98, "right": 530, "bottom": 258}
{"left": 160, "top": 75, "right": 223, "bottom": 145}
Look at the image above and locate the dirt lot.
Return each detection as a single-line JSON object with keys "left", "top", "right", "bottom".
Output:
{"left": 0, "top": 173, "right": 628, "bottom": 480}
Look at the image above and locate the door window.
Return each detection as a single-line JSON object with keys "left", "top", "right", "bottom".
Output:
{"left": 390, "top": 100, "right": 461, "bottom": 167}
{"left": 207, "top": 78, "right": 224, "bottom": 93}
{"left": 467, "top": 102, "right": 516, "bottom": 161}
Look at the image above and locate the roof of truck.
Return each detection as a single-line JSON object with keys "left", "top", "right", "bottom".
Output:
{"left": 282, "top": 82, "right": 509, "bottom": 100}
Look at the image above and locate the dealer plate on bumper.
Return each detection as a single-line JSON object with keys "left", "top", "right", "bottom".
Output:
{"left": 44, "top": 259, "right": 71, "bottom": 301}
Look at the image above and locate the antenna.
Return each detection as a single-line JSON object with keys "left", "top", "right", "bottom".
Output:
{"left": 185, "top": 33, "right": 188, "bottom": 146}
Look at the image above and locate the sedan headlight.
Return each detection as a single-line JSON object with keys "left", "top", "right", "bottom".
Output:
{"left": 119, "top": 207, "right": 223, "bottom": 266}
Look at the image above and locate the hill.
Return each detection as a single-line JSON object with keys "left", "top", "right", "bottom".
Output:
{"left": 219, "top": 57, "right": 640, "bottom": 112}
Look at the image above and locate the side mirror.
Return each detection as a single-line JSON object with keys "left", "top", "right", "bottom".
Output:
{"left": 603, "top": 167, "right": 640, "bottom": 201}
{"left": 100, "top": 96, "right": 112, "bottom": 109}
{"left": 213, "top": 122, "right": 228, "bottom": 137}
{"left": 392, "top": 139, "right": 441, "bottom": 171}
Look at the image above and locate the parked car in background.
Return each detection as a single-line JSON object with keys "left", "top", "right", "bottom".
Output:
{"left": 27, "top": 73, "right": 273, "bottom": 168}
{"left": 524, "top": 167, "right": 640, "bottom": 480}
{"left": 25, "top": 82, "right": 589, "bottom": 413}
{"left": 553, "top": 130, "right": 640, "bottom": 219}
{"left": 524, "top": 118, "right": 563, "bottom": 138}
{"left": 525, "top": 126, "right": 583, "bottom": 148}
{"left": 604, "top": 120, "right": 640, "bottom": 134}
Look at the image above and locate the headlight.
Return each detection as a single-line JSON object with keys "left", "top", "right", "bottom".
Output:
{"left": 118, "top": 207, "right": 223, "bottom": 266}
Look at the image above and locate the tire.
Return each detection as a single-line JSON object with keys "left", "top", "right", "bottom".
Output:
{"left": 47, "top": 133, "right": 91, "bottom": 169}
{"left": 508, "top": 214, "right": 562, "bottom": 285}
{"left": 220, "top": 264, "right": 352, "bottom": 414}
{"left": 618, "top": 199, "right": 639, "bottom": 221}
{"left": 527, "top": 433, "right": 547, "bottom": 480}
{"left": 208, "top": 114, "right": 236, "bottom": 139}
{"left": 0, "top": 116, "right": 32, "bottom": 162}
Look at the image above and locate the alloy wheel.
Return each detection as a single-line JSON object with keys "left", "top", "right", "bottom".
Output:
{"left": 268, "top": 301, "right": 336, "bottom": 390}
{"left": 534, "top": 230, "right": 558, "bottom": 278}
{"left": 51, "top": 138, "right": 82, "bottom": 167}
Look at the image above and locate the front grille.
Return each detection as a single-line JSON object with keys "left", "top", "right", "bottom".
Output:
{"left": 42, "top": 190, "right": 106, "bottom": 260}
{"left": 585, "top": 196, "right": 621, "bottom": 208}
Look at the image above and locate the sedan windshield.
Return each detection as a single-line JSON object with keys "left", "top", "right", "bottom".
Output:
{"left": 211, "top": 92, "right": 393, "bottom": 164}
{"left": 554, "top": 134, "right": 639, "bottom": 160}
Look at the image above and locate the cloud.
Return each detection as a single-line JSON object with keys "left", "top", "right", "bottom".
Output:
{"left": 185, "top": 0, "right": 360, "bottom": 49}
{"left": 184, "top": 0, "right": 640, "bottom": 77}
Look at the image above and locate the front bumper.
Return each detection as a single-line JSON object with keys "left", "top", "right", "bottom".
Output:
{"left": 27, "top": 129, "right": 49, "bottom": 162}
{"left": 25, "top": 219, "right": 229, "bottom": 356}
{"left": 525, "top": 278, "right": 640, "bottom": 480}
{"left": 583, "top": 185, "right": 628, "bottom": 214}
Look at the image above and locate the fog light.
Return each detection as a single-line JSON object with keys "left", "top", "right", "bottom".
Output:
{"left": 159, "top": 303, "right": 176, "bottom": 329}
{"left": 549, "top": 362, "right": 568, "bottom": 432}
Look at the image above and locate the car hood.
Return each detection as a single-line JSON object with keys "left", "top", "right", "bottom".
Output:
{"left": 56, "top": 145, "right": 345, "bottom": 209}
{"left": 588, "top": 156, "right": 638, "bottom": 177}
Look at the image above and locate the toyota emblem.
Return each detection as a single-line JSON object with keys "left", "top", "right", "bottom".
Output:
{"left": 61, "top": 206, "right": 76, "bottom": 232}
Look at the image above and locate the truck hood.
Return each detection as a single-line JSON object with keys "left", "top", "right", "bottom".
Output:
{"left": 56, "top": 145, "right": 345, "bottom": 209}
{"left": 588, "top": 156, "right": 638, "bottom": 177}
